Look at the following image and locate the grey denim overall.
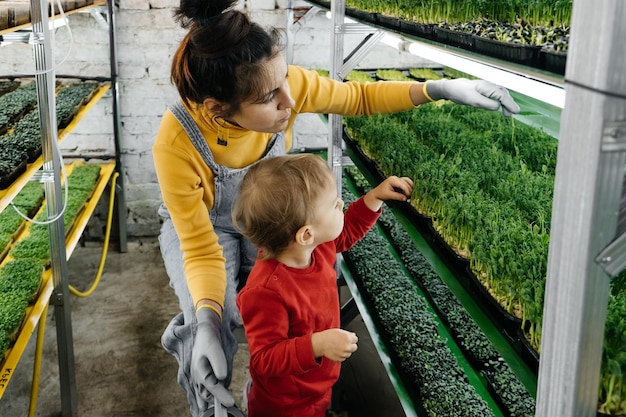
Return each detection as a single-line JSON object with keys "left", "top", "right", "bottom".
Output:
{"left": 159, "top": 101, "right": 285, "bottom": 416}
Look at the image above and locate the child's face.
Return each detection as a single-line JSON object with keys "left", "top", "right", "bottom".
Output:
{"left": 310, "top": 177, "right": 345, "bottom": 244}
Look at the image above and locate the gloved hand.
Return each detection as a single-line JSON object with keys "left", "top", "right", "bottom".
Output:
{"left": 425, "top": 78, "right": 521, "bottom": 117}
{"left": 191, "top": 306, "right": 235, "bottom": 410}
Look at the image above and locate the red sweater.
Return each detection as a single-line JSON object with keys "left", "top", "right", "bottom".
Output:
{"left": 236, "top": 197, "right": 381, "bottom": 417}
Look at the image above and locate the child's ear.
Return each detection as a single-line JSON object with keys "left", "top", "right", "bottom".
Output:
{"left": 295, "top": 225, "right": 315, "bottom": 246}
{"left": 203, "top": 97, "right": 228, "bottom": 114}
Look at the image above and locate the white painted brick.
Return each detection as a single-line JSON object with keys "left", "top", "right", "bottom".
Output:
{"left": 248, "top": 9, "right": 284, "bottom": 25}
{"left": 117, "top": 0, "right": 150, "bottom": 10}
{"left": 127, "top": 183, "right": 163, "bottom": 201}
{"left": 247, "top": 0, "right": 277, "bottom": 12}
{"left": 121, "top": 115, "right": 162, "bottom": 136}
{"left": 124, "top": 152, "right": 160, "bottom": 184}
{"left": 119, "top": 78, "right": 176, "bottom": 105}
{"left": 149, "top": 0, "right": 179, "bottom": 9}
{"left": 59, "top": 137, "right": 115, "bottom": 155}
{"left": 118, "top": 65, "right": 148, "bottom": 80}
{"left": 120, "top": 91, "right": 167, "bottom": 118}
{"left": 145, "top": 61, "right": 171, "bottom": 81}
{"left": 116, "top": 9, "right": 157, "bottom": 29}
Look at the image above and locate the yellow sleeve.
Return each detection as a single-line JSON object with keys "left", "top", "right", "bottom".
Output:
{"left": 153, "top": 110, "right": 227, "bottom": 309}
{"left": 288, "top": 65, "right": 416, "bottom": 116}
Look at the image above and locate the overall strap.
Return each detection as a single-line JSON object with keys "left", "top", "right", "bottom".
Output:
{"left": 169, "top": 101, "right": 218, "bottom": 172}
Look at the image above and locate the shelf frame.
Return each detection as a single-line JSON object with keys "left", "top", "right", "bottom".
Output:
{"left": 29, "top": 0, "right": 78, "bottom": 414}
{"left": 0, "top": 0, "right": 125, "bottom": 415}
{"left": 535, "top": 1, "right": 626, "bottom": 416}
{"left": 0, "top": 161, "right": 116, "bottom": 401}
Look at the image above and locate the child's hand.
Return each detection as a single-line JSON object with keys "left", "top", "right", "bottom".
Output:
{"left": 363, "top": 176, "right": 414, "bottom": 212}
{"left": 311, "top": 328, "right": 358, "bottom": 362}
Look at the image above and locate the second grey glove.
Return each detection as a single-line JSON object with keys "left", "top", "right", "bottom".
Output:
{"left": 425, "top": 78, "right": 521, "bottom": 117}
{"left": 191, "top": 306, "right": 235, "bottom": 410}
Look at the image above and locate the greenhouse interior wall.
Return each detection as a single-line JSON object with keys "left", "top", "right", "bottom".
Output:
{"left": 0, "top": 0, "right": 433, "bottom": 239}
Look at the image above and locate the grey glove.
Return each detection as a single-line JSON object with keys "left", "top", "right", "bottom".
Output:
{"left": 191, "top": 307, "right": 235, "bottom": 410}
{"left": 425, "top": 78, "right": 521, "bottom": 117}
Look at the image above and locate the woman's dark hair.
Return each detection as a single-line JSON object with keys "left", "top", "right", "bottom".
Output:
{"left": 171, "top": 0, "right": 284, "bottom": 116}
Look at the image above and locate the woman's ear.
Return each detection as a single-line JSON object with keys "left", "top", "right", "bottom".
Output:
{"left": 295, "top": 225, "right": 315, "bottom": 246}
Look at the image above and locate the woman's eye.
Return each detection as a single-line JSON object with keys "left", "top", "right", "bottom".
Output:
{"left": 263, "top": 91, "right": 277, "bottom": 103}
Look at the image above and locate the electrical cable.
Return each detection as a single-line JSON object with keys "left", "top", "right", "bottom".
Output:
{"left": 9, "top": 0, "right": 73, "bottom": 225}
{"left": 4, "top": 0, "right": 74, "bottom": 77}
{"left": 17, "top": 3, "right": 107, "bottom": 415}
{"left": 69, "top": 171, "right": 118, "bottom": 298}
{"left": 11, "top": 141, "right": 69, "bottom": 226}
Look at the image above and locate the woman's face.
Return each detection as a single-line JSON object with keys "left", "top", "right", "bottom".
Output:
{"left": 228, "top": 53, "right": 296, "bottom": 133}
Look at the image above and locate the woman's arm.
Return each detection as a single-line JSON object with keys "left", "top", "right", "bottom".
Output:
{"left": 153, "top": 111, "right": 227, "bottom": 308}
{"left": 288, "top": 65, "right": 520, "bottom": 117}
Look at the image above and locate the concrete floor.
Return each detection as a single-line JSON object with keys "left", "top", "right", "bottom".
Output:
{"left": 0, "top": 238, "right": 405, "bottom": 417}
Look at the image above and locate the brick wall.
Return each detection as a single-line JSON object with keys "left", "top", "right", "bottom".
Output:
{"left": 0, "top": 0, "right": 432, "bottom": 237}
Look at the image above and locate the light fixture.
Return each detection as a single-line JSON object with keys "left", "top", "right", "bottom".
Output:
{"left": 328, "top": 13, "right": 566, "bottom": 108}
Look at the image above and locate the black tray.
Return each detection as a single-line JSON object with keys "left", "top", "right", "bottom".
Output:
{"left": 0, "top": 159, "right": 27, "bottom": 190}
{"left": 376, "top": 14, "right": 402, "bottom": 30}
{"left": 399, "top": 21, "right": 434, "bottom": 40}
{"left": 473, "top": 36, "right": 541, "bottom": 66}
{"left": 434, "top": 26, "right": 475, "bottom": 50}
{"left": 27, "top": 146, "right": 42, "bottom": 164}
{"left": 516, "top": 328, "right": 539, "bottom": 374}
{"left": 540, "top": 49, "right": 567, "bottom": 75}
{"left": 345, "top": 7, "right": 377, "bottom": 24}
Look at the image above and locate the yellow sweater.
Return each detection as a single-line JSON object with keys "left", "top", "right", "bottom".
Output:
{"left": 152, "top": 65, "right": 416, "bottom": 309}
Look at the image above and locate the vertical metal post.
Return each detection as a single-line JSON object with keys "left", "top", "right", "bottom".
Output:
{"left": 329, "top": 0, "right": 345, "bottom": 193}
{"left": 106, "top": 0, "right": 127, "bottom": 253}
{"left": 329, "top": 2, "right": 346, "bottom": 412}
{"left": 285, "top": 0, "right": 295, "bottom": 64}
{"left": 30, "top": 0, "right": 77, "bottom": 415}
{"left": 535, "top": 1, "right": 626, "bottom": 416}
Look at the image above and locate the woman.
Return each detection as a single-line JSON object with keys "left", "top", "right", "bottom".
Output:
{"left": 153, "top": 0, "right": 520, "bottom": 415}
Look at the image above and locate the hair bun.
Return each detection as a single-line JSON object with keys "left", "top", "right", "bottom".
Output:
{"left": 175, "top": 0, "right": 239, "bottom": 27}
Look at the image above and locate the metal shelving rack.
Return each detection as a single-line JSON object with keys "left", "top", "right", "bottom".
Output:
{"left": 0, "top": 1, "right": 126, "bottom": 415}
{"left": 288, "top": 0, "right": 626, "bottom": 415}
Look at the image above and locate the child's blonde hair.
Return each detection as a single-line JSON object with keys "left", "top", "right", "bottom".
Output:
{"left": 233, "top": 153, "right": 335, "bottom": 260}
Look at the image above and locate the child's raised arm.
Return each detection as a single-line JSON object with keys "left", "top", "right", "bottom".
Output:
{"left": 363, "top": 176, "right": 414, "bottom": 212}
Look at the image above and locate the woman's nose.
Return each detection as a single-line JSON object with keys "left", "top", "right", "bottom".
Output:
{"left": 279, "top": 91, "right": 295, "bottom": 109}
